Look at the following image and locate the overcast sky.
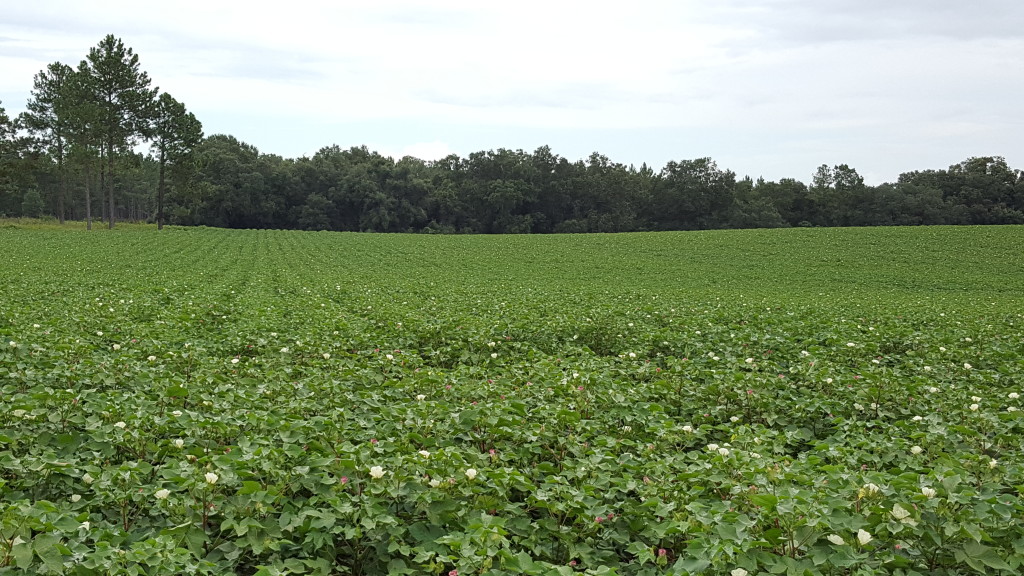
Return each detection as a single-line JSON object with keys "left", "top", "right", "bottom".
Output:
{"left": 1, "top": 0, "right": 1021, "bottom": 184}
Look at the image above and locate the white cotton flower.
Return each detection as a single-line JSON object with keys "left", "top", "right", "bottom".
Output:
{"left": 465, "top": 468, "right": 478, "bottom": 480}
{"left": 322, "top": 353, "right": 330, "bottom": 360}
{"left": 730, "top": 569, "right": 748, "bottom": 576}
{"left": 231, "top": 358, "right": 239, "bottom": 364}
{"left": 971, "top": 396, "right": 982, "bottom": 402}
{"left": 891, "top": 503, "right": 911, "bottom": 520}
{"left": 750, "top": 452, "right": 761, "bottom": 459}
{"left": 745, "top": 357, "right": 754, "bottom": 363}
{"left": 147, "top": 355, "right": 157, "bottom": 362}
{"left": 857, "top": 529, "right": 872, "bottom": 545}
{"left": 929, "top": 386, "right": 939, "bottom": 393}
{"left": 385, "top": 354, "right": 394, "bottom": 360}
{"left": 853, "top": 403, "right": 864, "bottom": 411}
{"left": 1009, "top": 406, "right": 1019, "bottom": 412}
{"left": 707, "top": 444, "right": 720, "bottom": 452}
{"left": 717, "top": 447, "right": 730, "bottom": 457}
{"left": 800, "top": 350, "right": 810, "bottom": 357}
{"left": 172, "top": 410, "right": 182, "bottom": 417}
{"left": 113, "top": 421, "right": 126, "bottom": 429}
{"left": 429, "top": 479, "right": 441, "bottom": 487}
{"left": 174, "top": 439, "right": 184, "bottom": 448}
{"left": 418, "top": 450, "right": 430, "bottom": 458}
{"left": 910, "top": 445, "right": 923, "bottom": 455}
{"left": 204, "top": 472, "right": 219, "bottom": 484}
{"left": 921, "top": 486, "right": 936, "bottom": 498}
{"left": 730, "top": 416, "right": 740, "bottom": 423}
{"left": 1009, "top": 392, "right": 1020, "bottom": 399}
{"left": 989, "top": 459, "right": 998, "bottom": 469}
{"left": 912, "top": 415, "right": 923, "bottom": 421}
{"left": 112, "top": 344, "right": 121, "bottom": 351}
{"left": 826, "top": 534, "right": 845, "bottom": 545}
{"left": 938, "top": 347, "right": 945, "bottom": 352}
{"left": 416, "top": 394, "right": 426, "bottom": 401}
{"left": 369, "top": 466, "right": 385, "bottom": 479}
{"left": 969, "top": 404, "right": 979, "bottom": 411}
{"left": 825, "top": 378, "right": 833, "bottom": 384}
{"left": 80, "top": 521, "right": 90, "bottom": 531}
{"left": 83, "top": 473, "right": 94, "bottom": 484}
{"left": 490, "top": 353, "right": 498, "bottom": 359}
{"left": 846, "top": 342, "right": 856, "bottom": 347}
{"left": 7, "top": 341, "right": 15, "bottom": 348}
{"left": 487, "top": 341, "right": 496, "bottom": 348}
{"left": 96, "top": 331, "right": 103, "bottom": 336}
{"left": 12, "top": 409, "right": 26, "bottom": 418}
{"left": 71, "top": 494, "right": 81, "bottom": 503}
{"left": 923, "top": 366, "right": 932, "bottom": 371}
{"left": 712, "top": 356, "right": 720, "bottom": 361}
{"left": 280, "top": 347, "right": 289, "bottom": 353}
{"left": 32, "top": 324, "right": 40, "bottom": 329}
{"left": 682, "top": 425, "right": 694, "bottom": 433}
{"left": 861, "top": 483, "right": 880, "bottom": 496}
{"left": 155, "top": 489, "right": 170, "bottom": 500}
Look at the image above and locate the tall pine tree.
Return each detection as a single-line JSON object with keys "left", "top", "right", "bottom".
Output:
{"left": 20, "top": 62, "right": 75, "bottom": 223}
{"left": 151, "top": 92, "right": 203, "bottom": 229}
{"left": 81, "top": 35, "right": 157, "bottom": 228}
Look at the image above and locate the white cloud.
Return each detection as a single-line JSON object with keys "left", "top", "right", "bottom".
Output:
{"left": 398, "top": 141, "right": 454, "bottom": 161}
{"left": 2, "top": 0, "right": 1021, "bottom": 183}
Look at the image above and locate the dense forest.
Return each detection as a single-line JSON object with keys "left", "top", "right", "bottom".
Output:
{"left": 1, "top": 35, "right": 1022, "bottom": 233}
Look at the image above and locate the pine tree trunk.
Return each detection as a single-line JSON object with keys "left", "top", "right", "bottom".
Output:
{"left": 85, "top": 162, "right": 93, "bottom": 231}
{"left": 100, "top": 157, "right": 107, "bottom": 224}
{"left": 57, "top": 140, "right": 66, "bottom": 225}
{"left": 158, "top": 148, "right": 166, "bottom": 230}
{"left": 107, "top": 138, "right": 116, "bottom": 229}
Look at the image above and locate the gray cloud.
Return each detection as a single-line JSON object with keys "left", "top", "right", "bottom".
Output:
{"left": 2, "top": 1, "right": 1020, "bottom": 185}
{"left": 712, "top": 0, "right": 1024, "bottom": 46}
{"left": 419, "top": 81, "right": 671, "bottom": 111}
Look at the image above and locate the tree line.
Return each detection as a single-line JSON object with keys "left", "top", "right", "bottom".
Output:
{"left": 2, "top": 36, "right": 1023, "bottom": 233}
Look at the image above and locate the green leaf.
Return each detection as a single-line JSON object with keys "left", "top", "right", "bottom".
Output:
{"left": 33, "top": 534, "right": 64, "bottom": 572}
{"left": 750, "top": 493, "right": 778, "bottom": 512}
{"left": 11, "top": 540, "right": 33, "bottom": 568}
{"left": 166, "top": 385, "right": 188, "bottom": 397}
{"left": 959, "top": 542, "right": 1012, "bottom": 571}
{"left": 675, "top": 558, "right": 710, "bottom": 573}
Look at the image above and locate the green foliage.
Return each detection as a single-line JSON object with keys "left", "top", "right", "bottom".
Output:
{"left": 19, "top": 189, "right": 44, "bottom": 218}
{"left": 0, "top": 226, "right": 1022, "bottom": 574}
{"left": 151, "top": 92, "right": 203, "bottom": 229}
